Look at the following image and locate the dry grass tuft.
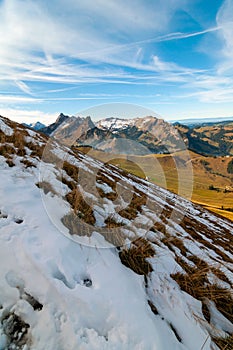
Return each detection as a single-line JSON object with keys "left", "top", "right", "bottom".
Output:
{"left": 162, "top": 234, "right": 188, "bottom": 256}
{"left": 63, "top": 161, "right": 79, "bottom": 182}
{"left": 61, "top": 212, "right": 93, "bottom": 236}
{"left": 6, "top": 158, "right": 15, "bottom": 167}
{"left": 213, "top": 335, "right": 233, "bottom": 350}
{"left": 118, "top": 191, "right": 147, "bottom": 220}
{"left": 20, "top": 159, "right": 36, "bottom": 168}
{"left": 36, "top": 181, "right": 56, "bottom": 195}
{"left": 171, "top": 268, "right": 233, "bottom": 324}
{"left": 27, "top": 142, "right": 45, "bottom": 159}
{"left": 119, "top": 237, "right": 155, "bottom": 275}
{"left": 0, "top": 144, "right": 15, "bottom": 157}
{"left": 65, "top": 188, "right": 95, "bottom": 225}
{"left": 105, "top": 215, "right": 125, "bottom": 228}
{"left": 60, "top": 176, "right": 76, "bottom": 191}
{"left": 97, "top": 186, "right": 117, "bottom": 201}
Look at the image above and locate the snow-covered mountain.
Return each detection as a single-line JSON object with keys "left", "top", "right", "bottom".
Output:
{"left": 0, "top": 115, "right": 233, "bottom": 349}
{"left": 96, "top": 116, "right": 162, "bottom": 131}
{"left": 34, "top": 114, "right": 183, "bottom": 154}
{"left": 96, "top": 117, "right": 142, "bottom": 130}
{"left": 23, "top": 121, "right": 46, "bottom": 131}
{"left": 77, "top": 116, "right": 183, "bottom": 154}
{"left": 28, "top": 115, "right": 233, "bottom": 156}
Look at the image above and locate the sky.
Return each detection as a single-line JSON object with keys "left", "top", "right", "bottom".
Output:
{"left": 0, "top": 0, "right": 233, "bottom": 124}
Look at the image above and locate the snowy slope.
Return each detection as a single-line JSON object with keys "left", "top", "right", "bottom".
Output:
{"left": 96, "top": 116, "right": 161, "bottom": 131}
{"left": 96, "top": 117, "right": 137, "bottom": 130}
{"left": 0, "top": 116, "right": 233, "bottom": 350}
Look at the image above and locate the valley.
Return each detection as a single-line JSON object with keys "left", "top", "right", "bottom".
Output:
{"left": 76, "top": 147, "right": 233, "bottom": 221}
{"left": 29, "top": 113, "right": 233, "bottom": 222}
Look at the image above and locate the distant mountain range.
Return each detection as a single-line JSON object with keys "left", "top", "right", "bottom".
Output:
{"left": 22, "top": 121, "right": 46, "bottom": 131}
{"left": 25, "top": 113, "right": 233, "bottom": 156}
{"left": 172, "top": 116, "right": 233, "bottom": 126}
{"left": 175, "top": 121, "right": 233, "bottom": 156}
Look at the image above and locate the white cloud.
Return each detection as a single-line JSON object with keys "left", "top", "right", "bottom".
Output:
{"left": 0, "top": 0, "right": 232, "bottom": 110}
{"left": 216, "top": 0, "right": 233, "bottom": 72}
{"left": 0, "top": 0, "right": 196, "bottom": 89}
{"left": 0, "top": 95, "right": 40, "bottom": 103}
{"left": 0, "top": 108, "right": 58, "bottom": 125}
{"left": 14, "top": 81, "right": 33, "bottom": 95}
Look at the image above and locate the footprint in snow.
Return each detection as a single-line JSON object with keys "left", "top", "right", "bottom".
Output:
{"left": 0, "top": 210, "right": 8, "bottom": 219}
{"left": 14, "top": 218, "right": 24, "bottom": 224}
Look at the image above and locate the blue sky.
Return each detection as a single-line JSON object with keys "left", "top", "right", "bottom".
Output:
{"left": 0, "top": 0, "right": 233, "bottom": 124}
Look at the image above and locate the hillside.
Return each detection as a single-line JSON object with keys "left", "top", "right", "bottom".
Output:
{"left": 175, "top": 121, "right": 233, "bottom": 156}
{"left": 74, "top": 146, "right": 233, "bottom": 221}
{"left": 0, "top": 116, "right": 233, "bottom": 349}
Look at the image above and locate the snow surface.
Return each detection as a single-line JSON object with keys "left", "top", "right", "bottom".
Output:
{"left": 0, "top": 116, "right": 233, "bottom": 349}
{"left": 0, "top": 164, "right": 172, "bottom": 350}
{"left": 0, "top": 119, "right": 13, "bottom": 136}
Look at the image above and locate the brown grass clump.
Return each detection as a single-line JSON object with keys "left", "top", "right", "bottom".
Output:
{"left": 211, "top": 267, "right": 232, "bottom": 287}
{"left": 151, "top": 221, "right": 166, "bottom": 234}
{"left": 171, "top": 268, "right": 233, "bottom": 324}
{"left": 61, "top": 212, "right": 93, "bottom": 236}
{"left": 63, "top": 161, "right": 79, "bottom": 182}
{"left": 60, "top": 176, "right": 76, "bottom": 191}
{"left": 6, "top": 158, "right": 15, "bottom": 167}
{"left": 65, "top": 188, "right": 95, "bottom": 225}
{"left": 20, "top": 159, "right": 36, "bottom": 168}
{"left": 105, "top": 215, "right": 125, "bottom": 228}
{"left": 0, "top": 144, "right": 15, "bottom": 157}
{"left": 118, "top": 190, "right": 147, "bottom": 220}
{"left": 96, "top": 172, "right": 117, "bottom": 192}
{"left": 162, "top": 234, "right": 188, "bottom": 257}
{"left": 96, "top": 186, "right": 117, "bottom": 201}
{"left": 179, "top": 215, "right": 233, "bottom": 263}
{"left": 213, "top": 335, "right": 233, "bottom": 350}
{"left": 36, "top": 181, "right": 56, "bottom": 195}
{"left": 27, "top": 142, "right": 45, "bottom": 159}
{"left": 119, "top": 237, "right": 155, "bottom": 275}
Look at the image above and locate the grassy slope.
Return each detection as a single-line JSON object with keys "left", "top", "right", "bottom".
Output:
{"left": 76, "top": 147, "right": 233, "bottom": 221}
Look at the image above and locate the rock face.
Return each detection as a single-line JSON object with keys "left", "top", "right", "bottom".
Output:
{"left": 40, "top": 113, "right": 70, "bottom": 135}
{"left": 0, "top": 115, "right": 233, "bottom": 349}
{"left": 77, "top": 116, "right": 184, "bottom": 155}
{"left": 52, "top": 115, "right": 95, "bottom": 146}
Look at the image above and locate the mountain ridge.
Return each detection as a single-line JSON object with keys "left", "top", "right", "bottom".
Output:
{"left": 27, "top": 113, "right": 233, "bottom": 156}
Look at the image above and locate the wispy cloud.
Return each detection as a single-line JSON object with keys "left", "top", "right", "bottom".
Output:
{"left": 0, "top": 0, "right": 232, "bottom": 116}
{"left": 216, "top": 0, "right": 233, "bottom": 73}
{"left": 14, "top": 80, "right": 33, "bottom": 95}
{"left": 0, "top": 95, "right": 40, "bottom": 104}
{"left": 0, "top": 0, "right": 216, "bottom": 89}
{"left": 0, "top": 108, "right": 58, "bottom": 125}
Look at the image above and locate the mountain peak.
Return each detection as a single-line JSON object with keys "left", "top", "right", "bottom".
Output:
{"left": 55, "top": 112, "right": 70, "bottom": 124}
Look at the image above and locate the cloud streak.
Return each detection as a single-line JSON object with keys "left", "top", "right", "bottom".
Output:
{"left": 0, "top": 0, "right": 232, "bottom": 117}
